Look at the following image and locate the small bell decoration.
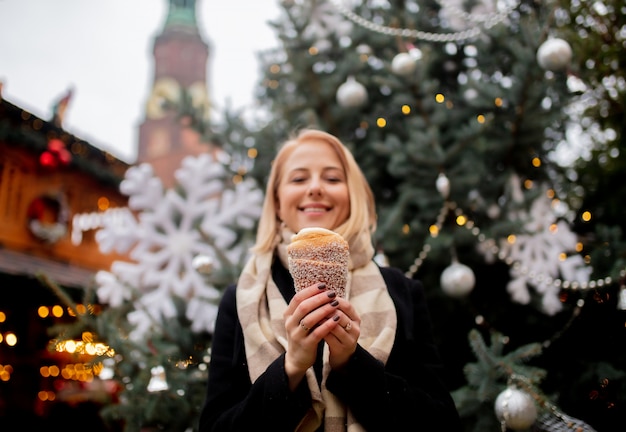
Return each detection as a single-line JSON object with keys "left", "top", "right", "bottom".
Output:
{"left": 147, "top": 365, "right": 169, "bottom": 392}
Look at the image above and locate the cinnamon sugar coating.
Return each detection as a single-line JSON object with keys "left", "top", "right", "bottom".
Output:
{"left": 287, "top": 227, "right": 349, "bottom": 297}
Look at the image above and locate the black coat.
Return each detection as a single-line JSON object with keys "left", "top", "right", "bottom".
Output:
{"left": 198, "top": 259, "right": 462, "bottom": 431}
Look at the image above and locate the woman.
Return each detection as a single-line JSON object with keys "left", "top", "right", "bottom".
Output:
{"left": 198, "top": 129, "right": 461, "bottom": 431}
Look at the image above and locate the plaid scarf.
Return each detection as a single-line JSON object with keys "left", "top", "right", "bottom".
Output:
{"left": 236, "top": 226, "right": 397, "bottom": 432}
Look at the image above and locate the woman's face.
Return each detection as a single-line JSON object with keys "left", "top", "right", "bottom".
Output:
{"left": 276, "top": 139, "right": 350, "bottom": 233}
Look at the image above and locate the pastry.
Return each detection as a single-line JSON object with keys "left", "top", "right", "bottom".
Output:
{"left": 287, "top": 227, "right": 350, "bottom": 298}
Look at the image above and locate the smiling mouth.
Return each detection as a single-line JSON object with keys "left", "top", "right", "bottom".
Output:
{"left": 301, "top": 207, "right": 328, "bottom": 213}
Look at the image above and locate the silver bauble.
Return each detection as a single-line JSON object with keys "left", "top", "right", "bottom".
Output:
{"left": 436, "top": 173, "right": 450, "bottom": 199}
{"left": 440, "top": 261, "right": 475, "bottom": 297}
{"left": 391, "top": 52, "right": 417, "bottom": 76}
{"left": 494, "top": 387, "right": 538, "bottom": 430}
{"left": 537, "top": 38, "right": 572, "bottom": 71}
{"left": 337, "top": 76, "right": 368, "bottom": 108}
{"left": 192, "top": 254, "right": 214, "bottom": 274}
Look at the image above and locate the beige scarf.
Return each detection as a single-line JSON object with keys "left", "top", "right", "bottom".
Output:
{"left": 236, "top": 226, "right": 397, "bottom": 432}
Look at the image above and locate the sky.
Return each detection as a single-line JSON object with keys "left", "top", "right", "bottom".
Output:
{"left": 0, "top": 0, "right": 281, "bottom": 163}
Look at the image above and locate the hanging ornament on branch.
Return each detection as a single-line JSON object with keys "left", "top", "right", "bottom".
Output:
{"left": 192, "top": 254, "right": 214, "bottom": 275}
{"left": 440, "top": 256, "right": 476, "bottom": 298}
{"left": 391, "top": 43, "right": 423, "bottom": 76}
{"left": 436, "top": 172, "right": 450, "bottom": 199}
{"left": 537, "top": 38, "right": 572, "bottom": 72}
{"left": 336, "top": 76, "right": 368, "bottom": 108}
{"left": 146, "top": 365, "right": 169, "bottom": 392}
{"left": 494, "top": 385, "right": 538, "bottom": 430}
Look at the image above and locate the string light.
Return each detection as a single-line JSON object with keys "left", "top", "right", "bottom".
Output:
{"left": 404, "top": 199, "right": 625, "bottom": 292}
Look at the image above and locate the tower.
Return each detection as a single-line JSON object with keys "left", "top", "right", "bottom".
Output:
{"left": 137, "top": 0, "right": 213, "bottom": 187}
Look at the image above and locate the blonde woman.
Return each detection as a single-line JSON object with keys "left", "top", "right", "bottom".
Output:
{"left": 199, "top": 129, "right": 461, "bottom": 431}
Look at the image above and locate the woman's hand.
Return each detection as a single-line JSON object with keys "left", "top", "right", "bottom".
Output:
{"left": 283, "top": 282, "right": 339, "bottom": 390}
{"left": 324, "top": 296, "right": 360, "bottom": 371}
{"left": 283, "top": 283, "right": 360, "bottom": 389}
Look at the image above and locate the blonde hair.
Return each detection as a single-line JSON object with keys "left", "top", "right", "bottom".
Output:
{"left": 252, "top": 129, "right": 376, "bottom": 254}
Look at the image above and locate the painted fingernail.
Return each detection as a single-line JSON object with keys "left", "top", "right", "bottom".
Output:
{"left": 327, "top": 291, "right": 336, "bottom": 298}
{"left": 333, "top": 315, "right": 340, "bottom": 321}
{"left": 330, "top": 300, "right": 339, "bottom": 307}
{"left": 318, "top": 283, "right": 326, "bottom": 289}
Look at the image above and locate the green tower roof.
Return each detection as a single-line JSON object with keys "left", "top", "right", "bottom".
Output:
{"left": 163, "top": 0, "right": 198, "bottom": 29}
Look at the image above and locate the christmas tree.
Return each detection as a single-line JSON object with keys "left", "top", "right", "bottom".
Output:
{"left": 212, "top": 0, "right": 625, "bottom": 430}
{"left": 46, "top": 0, "right": 624, "bottom": 430}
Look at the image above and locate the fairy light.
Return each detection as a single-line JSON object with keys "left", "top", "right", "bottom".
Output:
{"left": 97, "top": 196, "right": 110, "bottom": 211}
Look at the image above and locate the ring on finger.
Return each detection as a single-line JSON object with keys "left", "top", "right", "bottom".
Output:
{"left": 343, "top": 320, "right": 353, "bottom": 331}
{"left": 300, "top": 320, "right": 311, "bottom": 332}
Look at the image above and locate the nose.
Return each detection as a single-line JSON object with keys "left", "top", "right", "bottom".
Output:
{"left": 308, "top": 178, "right": 322, "bottom": 196}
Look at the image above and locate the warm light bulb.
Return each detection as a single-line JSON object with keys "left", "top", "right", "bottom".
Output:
{"left": 38, "top": 306, "right": 49, "bottom": 318}
{"left": 5, "top": 333, "right": 17, "bottom": 346}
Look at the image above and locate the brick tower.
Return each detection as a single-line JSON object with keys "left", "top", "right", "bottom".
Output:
{"left": 137, "top": 0, "right": 214, "bottom": 187}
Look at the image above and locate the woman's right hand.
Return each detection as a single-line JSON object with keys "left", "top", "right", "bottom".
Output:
{"left": 283, "top": 282, "right": 340, "bottom": 390}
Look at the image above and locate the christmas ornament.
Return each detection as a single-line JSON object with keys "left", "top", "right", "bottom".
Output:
{"left": 494, "top": 386, "right": 538, "bottom": 430}
{"left": 440, "top": 260, "right": 475, "bottom": 297}
{"left": 436, "top": 173, "right": 450, "bottom": 199}
{"left": 40, "top": 138, "right": 72, "bottom": 168}
{"left": 192, "top": 254, "right": 214, "bottom": 274}
{"left": 94, "top": 153, "right": 263, "bottom": 339}
{"left": 26, "top": 193, "right": 69, "bottom": 243}
{"left": 147, "top": 365, "right": 169, "bottom": 392}
{"left": 537, "top": 38, "right": 572, "bottom": 71}
{"left": 391, "top": 52, "right": 417, "bottom": 76}
{"left": 356, "top": 44, "right": 372, "bottom": 56}
{"left": 336, "top": 76, "right": 368, "bottom": 108}
{"left": 97, "top": 358, "right": 116, "bottom": 380}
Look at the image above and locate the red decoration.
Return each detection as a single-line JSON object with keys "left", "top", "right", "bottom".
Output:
{"left": 47, "top": 138, "right": 65, "bottom": 153}
{"left": 40, "top": 139, "right": 72, "bottom": 168}
{"left": 39, "top": 151, "right": 58, "bottom": 168}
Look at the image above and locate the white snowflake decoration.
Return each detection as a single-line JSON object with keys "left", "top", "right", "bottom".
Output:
{"left": 95, "top": 153, "right": 263, "bottom": 340}
{"left": 493, "top": 192, "right": 592, "bottom": 315}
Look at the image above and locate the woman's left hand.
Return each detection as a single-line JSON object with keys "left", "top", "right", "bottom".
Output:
{"left": 324, "top": 297, "right": 360, "bottom": 370}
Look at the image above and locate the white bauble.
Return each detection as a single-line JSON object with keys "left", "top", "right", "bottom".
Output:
{"left": 440, "top": 261, "right": 475, "bottom": 297}
{"left": 192, "top": 254, "right": 214, "bottom": 274}
{"left": 537, "top": 38, "right": 572, "bottom": 71}
{"left": 436, "top": 173, "right": 450, "bottom": 199}
{"left": 494, "top": 387, "right": 538, "bottom": 430}
{"left": 337, "top": 76, "right": 368, "bottom": 108}
{"left": 391, "top": 52, "right": 417, "bottom": 76}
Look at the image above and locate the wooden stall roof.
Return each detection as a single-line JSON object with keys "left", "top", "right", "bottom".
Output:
{"left": 0, "top": 97, "right": 130, "bottom": 186}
